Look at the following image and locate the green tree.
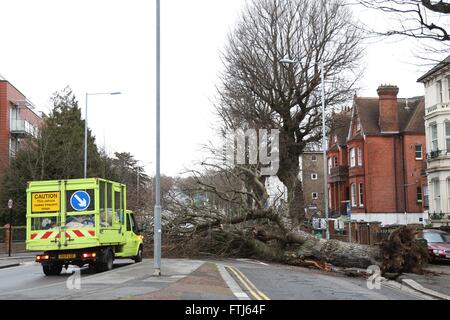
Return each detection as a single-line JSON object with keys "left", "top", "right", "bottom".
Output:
{"left": 0, "top": 87, "right": 102, "bottom": 225}
{"left": 39, "top": 86, "right": 101, "bottom": 179}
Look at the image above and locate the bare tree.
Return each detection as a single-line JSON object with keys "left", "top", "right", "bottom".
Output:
{"left": 356, "top": 0, "right": 450, "bottom": 65}
{"left": 358, "top": 0, "right": 450, "bottom": 42}
{"left": 216, "top": 0, "right": 363, "bottom": 224}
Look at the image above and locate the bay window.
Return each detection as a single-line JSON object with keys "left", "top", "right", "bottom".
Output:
{"left": 350, "top": 148, "right": 356, "bottom": 167}
{"left": 351, "top": 183, "right": 357, "bottom": 208}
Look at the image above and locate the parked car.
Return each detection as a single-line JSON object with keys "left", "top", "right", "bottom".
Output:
{"left": 423, "top": 229, "right": 450, "bottom": 262}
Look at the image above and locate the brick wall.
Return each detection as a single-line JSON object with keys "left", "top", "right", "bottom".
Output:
{"left": 403, "top": 134, "right": 426, "bottom": 212}
{"left": 364, "top": 136, "right": 398, "bottom": 212}
{"left": 378, "top": 86, "right": 400, "bottom": 133}
{"left": 0, "top": 81, "right": 43, "bottom": 177}
{"left": 0, "top": 82, "right": 13, "bottom": 175}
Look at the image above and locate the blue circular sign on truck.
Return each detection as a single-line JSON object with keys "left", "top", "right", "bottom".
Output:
{"left": 70, "top": 191, "right": 91, "bottom": 211}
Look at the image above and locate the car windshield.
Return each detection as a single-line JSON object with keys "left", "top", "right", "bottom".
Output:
{"left": 424, "top": 232, "right": 450, "bottom": 243}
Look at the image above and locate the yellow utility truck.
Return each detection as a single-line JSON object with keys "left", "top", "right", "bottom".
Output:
{"left": 26, "top": 178, "right": 144, "bottom": 275}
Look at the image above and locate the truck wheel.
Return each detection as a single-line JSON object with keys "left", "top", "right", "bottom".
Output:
{"left": 134, "top": 245, "right": 143, "bottom": 263}
{"left": 43, "top": 263, "right": 63, "bottom": 276}
{"left": 96, "top": 249, "right": 114, "bottom": 273}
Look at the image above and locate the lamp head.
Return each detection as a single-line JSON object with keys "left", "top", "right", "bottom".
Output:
{"left": 280, "top": 58, "right": 297, "bottom": 64}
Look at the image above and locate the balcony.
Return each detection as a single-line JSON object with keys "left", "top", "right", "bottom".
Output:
{"left": 329, "top": 165, "right": 348, "bottom": 183}
{"left": 425, "top": 149, "right": 450, "bottom": 161}
{"left": 426, "top": 102, "right": 450, "bottom": 116}
{"left": 10, "top": 119, "right": 36, "bottom": 137}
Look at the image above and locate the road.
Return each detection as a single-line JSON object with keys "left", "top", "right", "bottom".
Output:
{"left": 221, "top": 259, "right": 421, "bottom": 300}
{"left": 0, "top": 258, "right": 425, "bottom": 300}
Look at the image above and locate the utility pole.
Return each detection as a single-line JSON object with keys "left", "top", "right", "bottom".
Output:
{"left": 321, "top": 58, "right": 329, "bottom": 241}
{"left": 154, "top": 0, "right": 162, "bottom": 276}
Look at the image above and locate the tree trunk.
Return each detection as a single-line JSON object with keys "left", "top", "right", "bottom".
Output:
{"left": 252, "top": 229, "right": 380, "bottom": 269}
{"left": 249, "top": 226, "right": 427, "bottom": 273}
{"left": 277, "top": 149, "right": 305, "bottom": 225}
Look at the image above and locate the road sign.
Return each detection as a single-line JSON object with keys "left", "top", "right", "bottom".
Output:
{"left": 32, "top": 192, "right": 60, "bottom": 213}
{"left": 7, "top": 199, "right": 13, "bottom": 209}
{"left": 70, "top": 191, "right": 91, "bottom": 211}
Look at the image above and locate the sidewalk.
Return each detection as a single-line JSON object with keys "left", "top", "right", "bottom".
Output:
{"left": 129, "top": 261, "right": 236, "bottom": 300}
{"left": 398, "top": 263, "right": 450, "bottom": 298}
{"left": 0, "top": 252, "right": 37, "bottom": 269}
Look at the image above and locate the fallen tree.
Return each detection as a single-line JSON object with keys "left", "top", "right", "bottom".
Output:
{"left": 163, "top": 164, "right": 428, "bottom": 275}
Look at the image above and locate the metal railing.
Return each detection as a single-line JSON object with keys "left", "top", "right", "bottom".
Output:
{"left": 330, "top": 165, "right": 349, "bottom": 176}
{"left": 429, "top": 212, "right": 450, "bottom": 220}
{"left": 426, "top": 149, "right": 450, "bottom": 159}
{"left": 427, "top": 149, "right": 442, "bottom": 159}
{"left": 0, "top": 226, "right": 27, "bottom": 254}
{"left": 10, "top": 119, "right": 37, "bottom": 137}
{"left": 426, "top": 102, "right": 450, "bottom": 115}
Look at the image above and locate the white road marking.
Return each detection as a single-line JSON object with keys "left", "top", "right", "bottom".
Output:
{"left": 236, "top": 258, "right": 269, "bottom": 266}
{"left": 217, "top": 264, "right": 250, "bottom": 300}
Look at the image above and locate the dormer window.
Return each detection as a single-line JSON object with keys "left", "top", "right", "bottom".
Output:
{"left": 356, "top": 117, "right": 361, "bottom": 132}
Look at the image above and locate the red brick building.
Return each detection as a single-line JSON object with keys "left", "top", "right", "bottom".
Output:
{"left": 327, "top": 110, "right": 351, "bottom": 216}
{"left": 327, "top": 85, "right": 427, "bottom": 225}
{"left": 0, "top": 76, "right": 43, "bottom": 176}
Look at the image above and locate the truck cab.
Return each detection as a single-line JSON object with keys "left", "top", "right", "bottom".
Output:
{"left": 26, "top": 178, "right": 144, "bottom": 275}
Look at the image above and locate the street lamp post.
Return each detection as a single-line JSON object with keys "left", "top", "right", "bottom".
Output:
{"left": 7, "top": 199, "right": 13, "bottom": 257}
{"left": 137, "top": 167, "right": 140, "bottom": 208}
{"left": 154, "top": 0, "right": 162, "bottom": 276}
{"left": 321, "top": 59, "right": 330, "bottom": 241}
{"left": 84, "top": 92, "right": 121, "bottom": 178}
{"left": 280, "top": 57, "right": 329, "bottom": 240}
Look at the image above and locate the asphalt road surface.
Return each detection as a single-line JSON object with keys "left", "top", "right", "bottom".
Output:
{"left": 222, "top": 259, "right": 422, "bottom": 300}
{"left": 0, "top": 258, "right": 424, "bottom": 300}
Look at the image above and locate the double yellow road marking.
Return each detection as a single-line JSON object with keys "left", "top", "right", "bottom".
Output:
{"left": 226, "top": 266, "right": 270, "bottom": 300}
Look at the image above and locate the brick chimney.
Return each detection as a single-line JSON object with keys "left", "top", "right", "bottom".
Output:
{"left": 377, "top": 85, "right": 399, "bottom": 133}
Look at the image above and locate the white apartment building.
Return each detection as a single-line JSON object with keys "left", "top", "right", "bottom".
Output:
{"left": 418, "top": 55, "right": 450, "bottom": 218}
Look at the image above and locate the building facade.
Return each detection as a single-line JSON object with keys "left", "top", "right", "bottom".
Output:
{"left": 301, "top": 151, "right": 325, "bottom": 215}
{"left": 327, "top": 85, "right": 427, "bottom": 226}
{"left": 0, "top": 76, "right": 42, "bottom": 176}
{"left": 419, "top": 56, "right": 450, "bottom": 219}
{"left": 327, "top": 110, "right": 351, "bottom": 216}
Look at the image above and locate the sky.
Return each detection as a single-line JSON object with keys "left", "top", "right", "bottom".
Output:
{"left": 0, "top": 0, "right": 434, "bottom": 177}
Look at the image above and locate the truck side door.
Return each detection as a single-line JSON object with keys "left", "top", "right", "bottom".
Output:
{"left": 122, "top": 212, "right": 140, "bottom": 257}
